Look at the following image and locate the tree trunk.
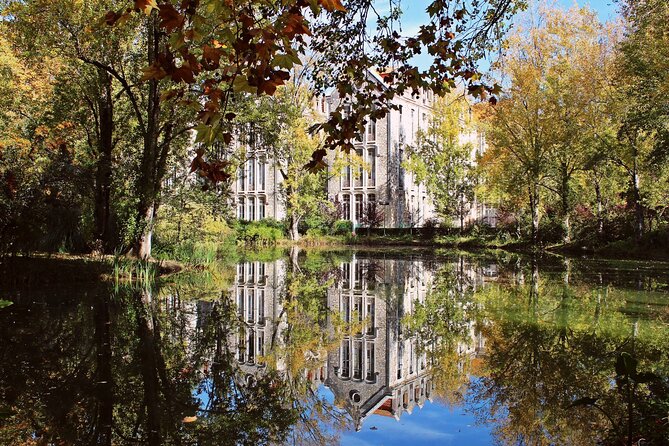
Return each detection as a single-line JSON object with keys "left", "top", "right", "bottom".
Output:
{"left": 289, "top": 214, "right": 300, "bottom": 241}
{"left": 131, "top": 17, "right": 170, "bottom": 259}
{"left": 560, "top": 162, "right": 571, "bottom": 243}
{"left": 94, "top": 69, "right": 114, "bottom": 252}
{"left": 93, "top": 294, "right": 113, "bottom": 446}
{"left": 594, "top": 178, "right": 604, "bottom": 239}
{"left": 631, "top": 166, "right": 644, "bottom": 241}
{"left": 459, "top": 192, "right": 465, "bottom": 234}
{"left": 529, "top": 184, "right": 540, "bottom": 245}
{"left": 135, "top": 289, "right": 162, "bottom": 446}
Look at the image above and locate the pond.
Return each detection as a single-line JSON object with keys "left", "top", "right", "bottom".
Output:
{"left": 1, "top": 249, "right": 668, "bottom": 445}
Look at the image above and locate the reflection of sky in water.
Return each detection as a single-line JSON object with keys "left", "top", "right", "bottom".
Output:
{"left": 318, "top": 378, "right": 493, "bottom": 446}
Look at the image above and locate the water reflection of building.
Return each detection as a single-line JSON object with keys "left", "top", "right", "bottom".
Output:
{"left": 231, "top": 260, "right": 287, "bottom": 374}
{"left": 219, "top": 256, "right": 488, "bottom": 431}
{"left": 325, "top": 255, "right": 435, "bottom": 431}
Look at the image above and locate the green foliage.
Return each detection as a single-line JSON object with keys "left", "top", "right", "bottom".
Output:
{"left": 236, "top": 219, "right": 286, "bottom": 245}
{"left": 331, "top": 220, "right": 353, "bottom": 236}
{"left": 406, "top": 92, "right": 476, "bottom": 225}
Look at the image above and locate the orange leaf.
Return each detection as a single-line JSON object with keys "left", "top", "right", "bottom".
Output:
{"left": 135, "top": 0, "right": 158, "bottom": 15}
{"left": 320, "top": 0, "right": 346, "bottom": 12}
{"left": 159, "top": 4, "right": 185, "bottom": 32}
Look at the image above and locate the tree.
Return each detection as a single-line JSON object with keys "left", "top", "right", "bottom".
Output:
{"left": 109, "top": 0, "right": 520, "bottom": 170}
{"left": 483, "top": 5, "right": 616, "bottom": 244}
{"left": 405, "top": 92, "right": 476, "bottom": 230}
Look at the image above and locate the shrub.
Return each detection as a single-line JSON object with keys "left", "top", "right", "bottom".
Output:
{"left": 236, "top": 219, "right": 286, "bottom": 245}
{"left": 331, "top": 220, "right": 353, "bottom": 236}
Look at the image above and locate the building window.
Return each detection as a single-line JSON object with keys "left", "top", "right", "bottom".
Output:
{"left": 367, "top": 148, "right": 376, "bottom": 186}
{"left": 367, "top": 119, "right": 376, "bottom": 142}
{"left": 248, "top": 158, "right": 255, "bottom": 191}
{"left": 258, "top": 197, "right": 266, "bottom": 220}
{"left": 343, "top": 164, "right": 351, "bottom": 189}
{"left": 354, "top": 194, "right": 363, "bottom": 222}
{"left": 258, "top": 156, "right": 266, "bottom": 190}
{"left": 248, "top": 197, "right": 255, "bottom": 221}
{"left": 355, "top": 149, "right": 363, "bottom": 188}
{"left": 238, "top": 197, "right": 245, "bottom": 220}
{"left": 237, "top": 288, "right": 245, "bottom": 317}
{"left": 343, "top": 195, "right": 351, "bottom": 220}
{"left": 399, "top": 148, "right": 405, "bottom": 190}
{"left": 239, "top": 165, "right": 246, "bottom": 191}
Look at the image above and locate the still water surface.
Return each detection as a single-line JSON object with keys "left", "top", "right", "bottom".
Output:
{"left": 1, "top": 250, "right": 668, "bottom": 445}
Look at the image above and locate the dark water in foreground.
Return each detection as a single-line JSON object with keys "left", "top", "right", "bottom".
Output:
{"left": 1, "top": 250, "right": 668, "bottom": 445}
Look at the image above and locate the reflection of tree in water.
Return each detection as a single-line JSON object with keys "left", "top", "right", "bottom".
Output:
{"left": 470, "top": 267, "right": 669, "bottom": 446}
{"left": 404, "top": 261, "right": 484, "bottom": 407}
{"left": 0, "top": 277, "right": 340, "bottom": 445}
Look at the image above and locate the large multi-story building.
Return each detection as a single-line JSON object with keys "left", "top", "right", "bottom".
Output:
{"left": 229, "top": 70, "right": 439, "bottom": 228}
{"left": 324, "top": 70, "right": 438, "bottom": 228}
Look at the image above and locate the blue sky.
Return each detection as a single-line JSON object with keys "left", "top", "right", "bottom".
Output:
{"left": 378, "top": 0, "right": 619, "bottom": 72}
{"left": 397, "top": 0, "right": 619, "bottom": 28}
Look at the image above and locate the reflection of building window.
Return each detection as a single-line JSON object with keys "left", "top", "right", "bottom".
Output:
{"left": 354, "top": 262, "right": 363, "bottom": 290}
{"left": 258, "top": 332, "right": 265, "bottom": 357}
{"left": 397, "top": 342, "right": 404, "bottom": 379}
{"left": 342, "top": 341, "right": 350, "bottom": 378}
{"left": 247, "top": 289, "right": 254, "bottom": 322}
{"left": 258, "top": 290, "right": 265, "bottom": 322}
{"left": 366, "top": 297, "right": 375, "bottom": 333}
{"left": 258, "top": 263, "right": 266, "bottom": 285}
{"left": 354, "top": 341, "right": 363, "bottom": 380}
{"left": 238, "top": 327, "right": 246, "bottom": 362}
{"left": 248, "top": 329, "right": 255, "bottom": 362}
{"left": 342, "top": 295, "right": 350, "bottom": 323}
{"left": 248, "top": 263, "right": 255, "bottom": 283}
{"left": 366, "top": 343, "right": 375, "bottom": 381}
{"left": 342, "top": 263, "right": 351, "bottom": 289}
{"left": 354, "top": 294, "right": 363, "bottom": 322}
